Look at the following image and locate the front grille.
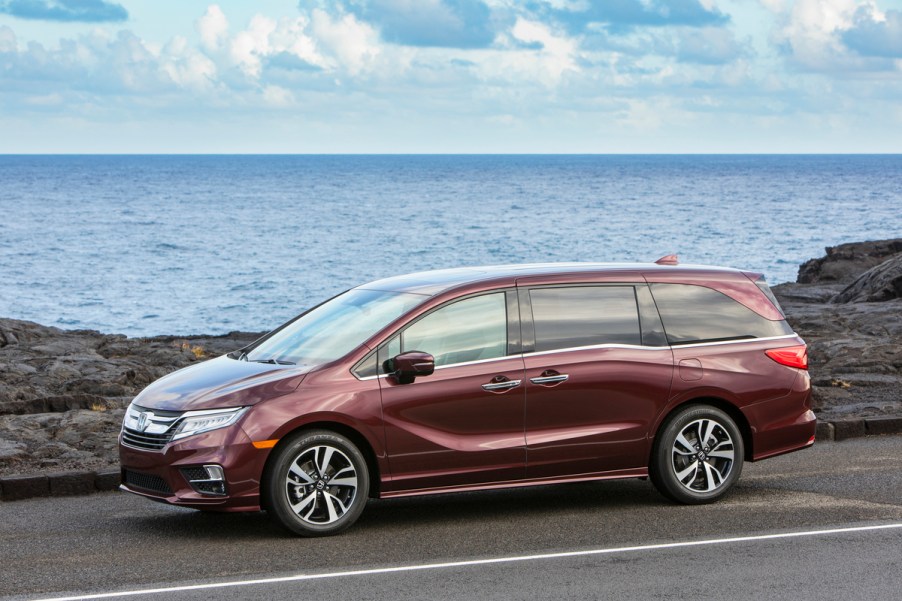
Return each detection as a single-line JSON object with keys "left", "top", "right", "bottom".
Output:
{"left": 121, "top": 405, "right": 182, "bottom": 450}
{"left": 122, "top": 428, "right": 175, "bottom": 450}
{"left": 124, "top": 470, "right": 173, "bottom": 495}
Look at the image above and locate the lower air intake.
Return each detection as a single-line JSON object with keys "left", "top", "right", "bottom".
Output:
{"left": 124, "top": 470, "right": 173, "bottom": 495}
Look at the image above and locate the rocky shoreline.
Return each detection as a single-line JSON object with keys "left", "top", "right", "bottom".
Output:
{"left": 1, "top": 239, "right": 900, "bottom": 480}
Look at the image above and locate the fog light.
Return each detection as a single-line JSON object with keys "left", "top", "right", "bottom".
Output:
{"left": 180, "top": 464, "right": 227, "bottom": 496}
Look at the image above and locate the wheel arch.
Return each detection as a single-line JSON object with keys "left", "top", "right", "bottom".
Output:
{"left": 260, "top": 420, "right": 383, "bottom": 511}
{"left": 651, "top": 396, "right": 754, "bottom": 462}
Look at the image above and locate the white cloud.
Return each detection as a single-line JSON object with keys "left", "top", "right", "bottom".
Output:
{"left": 268, "top": 16, "right": 327, "bottom": 70}
{"left": 229, "top": 14, "right": 277, "bottom": 77}
{"left": 772, "top": 0, "right": 895, "bottom": 72}
{"left": 160, "top": 36, "right": 217, "bottom": 91}
{"left": 496, "top": 18, "right": 579, "bottom": 86}
{"left": 197, "top": 5, "right": 229, "bottom": 53}
{"left": 309, "top": 9, "right": 381, "bottom": 76}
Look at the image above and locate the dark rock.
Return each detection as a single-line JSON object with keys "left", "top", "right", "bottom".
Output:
{"left": 0, "top": 318, "right": 260, "bottom": 477}
{"left": 48, "top": 471, "right": 95, "bottom": 496}
{"left": 0, "top": 475, "right": 48, "bottom": 500}
{"left": 797, "top": 239, "right": 902, "bottom": 284}
{"left": 0, "top": 329, "right": 18, "bottom": 346}
{"left": 832, "top": 254, "right": 902, "bottom": 303}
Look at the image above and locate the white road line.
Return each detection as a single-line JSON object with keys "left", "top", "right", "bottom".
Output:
{"left": 31, "top": 522, "right": 902, "bottom": 601}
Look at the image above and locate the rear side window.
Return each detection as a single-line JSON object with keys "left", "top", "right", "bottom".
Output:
{"left": 529, "top": 286, "right": 642, "bottom": 352}
{"left": 650, "top": 283, "right": 792, "bottom": 345}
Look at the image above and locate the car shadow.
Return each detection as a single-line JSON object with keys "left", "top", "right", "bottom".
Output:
{"left": 120, "top": 478, "right": 668, "bottom": 540}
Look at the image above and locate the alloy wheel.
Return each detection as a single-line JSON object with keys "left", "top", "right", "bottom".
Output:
{"left": 670, "top": 418, "right": 736, "bottom": 493}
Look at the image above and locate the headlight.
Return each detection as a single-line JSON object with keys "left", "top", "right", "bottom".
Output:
{"left": 171, "top": 407, "right": 248, "bottom": 441}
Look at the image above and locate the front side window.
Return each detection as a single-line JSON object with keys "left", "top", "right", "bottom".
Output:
{"left": 529, "top": 286, "right": 642, "bottom": 352}
{"left": 650, "top": 283, "right": 793, "bottom": 345}
{"left": 397, "top": 293, "right": 508, "bottom": 368}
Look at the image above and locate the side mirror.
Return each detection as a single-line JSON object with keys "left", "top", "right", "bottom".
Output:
{"left": 387, "top": 351, "right": 435, "bottom": 384}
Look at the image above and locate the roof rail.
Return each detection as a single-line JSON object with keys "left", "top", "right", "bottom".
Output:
{"left": 655, "top": 254, "right": 679, "bottom": 266}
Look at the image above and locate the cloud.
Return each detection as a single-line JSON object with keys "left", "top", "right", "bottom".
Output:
{"left": 196, "top": 4, "right": 228, "bottom": 52}
{"left": 312, "top": 0, "right": 497, "bottom": 49}
{"left": 843, "top": 8, "right": 902, "bottom": 58}
{"left": 0, "top": 0, "right": 127, "bottom": 23}
{"left": 771, "top": 0, "right": 901, "bottom": 73}
{"left": 502, "top": 17, "right": 579, "bottom": 85}
{"left": 309, "top": 9, "right": 381, "bottom": 75}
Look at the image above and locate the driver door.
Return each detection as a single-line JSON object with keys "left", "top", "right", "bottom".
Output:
{"left": 378, "top": 290, "right": 527, "bottom": 494}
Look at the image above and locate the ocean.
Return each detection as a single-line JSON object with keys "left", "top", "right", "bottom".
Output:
{"left": 1, "top": 155, "right": 900, "bottom": 337}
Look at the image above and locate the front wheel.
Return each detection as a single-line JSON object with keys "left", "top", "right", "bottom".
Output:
{"left": 266, "top": 430, "right": 370, "bottom": 536}
{"left": 650, "top": 405, "right": 744, "bottom": 504}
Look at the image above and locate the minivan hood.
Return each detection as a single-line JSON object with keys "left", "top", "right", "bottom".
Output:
{"left": 131, "top": 355, "right": 312, "bottom": 412}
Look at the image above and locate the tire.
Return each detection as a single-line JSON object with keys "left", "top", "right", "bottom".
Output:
{"left": 266, "top": 429, "right": 370, "bottom": 536}
{"left": 650, "top": 405, "right": 744, "bottom": 504}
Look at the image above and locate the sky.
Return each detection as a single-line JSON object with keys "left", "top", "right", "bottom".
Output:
{"left": 1, "top": 0, "right": 901, "bottom": 153}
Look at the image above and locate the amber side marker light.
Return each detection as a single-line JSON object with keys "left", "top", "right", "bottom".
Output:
{"left": 765, "top": 345, "right": 809, "bottom": 369}
{"left": 252, "top": 439, "right": 279, "bottom": 449}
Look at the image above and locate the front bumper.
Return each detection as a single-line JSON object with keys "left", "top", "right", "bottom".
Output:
{"left": 118, "top": 424, "right": 268, "bottom": 512}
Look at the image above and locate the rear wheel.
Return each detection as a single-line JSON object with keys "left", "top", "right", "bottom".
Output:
{"left": 650, "top": 405, "right": 744, "bottom": 504}
{"left": 266, "top": 430, "right": 369, "bottom": 536}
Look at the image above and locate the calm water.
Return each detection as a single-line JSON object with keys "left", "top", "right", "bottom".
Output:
{"left": 1, "top": 155, "right": 900, "bottom": 336}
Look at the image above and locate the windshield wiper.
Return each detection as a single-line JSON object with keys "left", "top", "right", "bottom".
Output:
{"left": 249, "top": 358, "right": 296, "bottom": 365}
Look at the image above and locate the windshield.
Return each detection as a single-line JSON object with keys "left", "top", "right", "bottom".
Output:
{"left": 244, "top": 288, "right": 426, "bottom": 366}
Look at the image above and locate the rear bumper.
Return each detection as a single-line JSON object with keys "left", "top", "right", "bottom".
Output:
{"left": 118, "top": 425, "right": 267, "bottom": 512}
{"left": 745, "top": 370, "right": 817, "bottom": 461}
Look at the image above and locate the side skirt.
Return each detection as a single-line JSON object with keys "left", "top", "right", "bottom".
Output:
{"left": 378, "top": 467, "right": 649, "bottom": 499}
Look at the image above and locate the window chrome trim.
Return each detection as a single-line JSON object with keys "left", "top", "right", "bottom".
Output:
{"left": 666, "top": 333, "right": 798, "bottom": 350}
{"left": 352, "top": 333, "right": 800, "bottom": 380}
{"left": 526, "top": 333, "right": 799, "bottom": 357}
{"left": 526, "top": 343, "right": 663, "bottom": 357}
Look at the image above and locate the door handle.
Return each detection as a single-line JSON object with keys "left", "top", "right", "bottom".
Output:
{"left": 530, "top": 373, "right": 569, "bottom": 385}
{"left": 482, "top": 379, "right": 522, "bottom": 391}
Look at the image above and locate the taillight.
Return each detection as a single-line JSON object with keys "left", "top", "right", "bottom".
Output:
{"left": 765, "top": 345, "right": 808, "bottom": 369}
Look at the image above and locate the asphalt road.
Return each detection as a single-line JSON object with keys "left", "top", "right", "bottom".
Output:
{"left": 2, "top": 436, "right": 902, "bottom": 601}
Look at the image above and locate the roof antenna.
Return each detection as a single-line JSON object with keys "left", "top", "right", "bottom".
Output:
{"left": 655, "top": 254, "right": 679, "bottom": 266}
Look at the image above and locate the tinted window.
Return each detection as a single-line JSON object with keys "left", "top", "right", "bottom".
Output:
{"left": 529, "top": 286, "right": 641, "bottom": 352}
{"left": 650, "top": 283, "right": 793, "bottom": 345}
{"left": 400, "top": 293, "right": 507, "bottom": 367}
{"left": 352, "top": 350, "right": 379, "bottom": 378}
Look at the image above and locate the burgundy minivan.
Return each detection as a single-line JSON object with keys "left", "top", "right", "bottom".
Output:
{"left": 119, "top": 261, "right": 815, "bottom": 536}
